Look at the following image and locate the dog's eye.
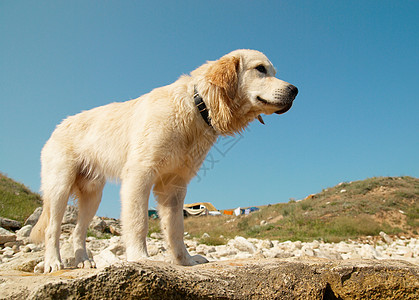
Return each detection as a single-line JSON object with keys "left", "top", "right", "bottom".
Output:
{"left": 255, "top": 65, "right": 267, "bottom": 74}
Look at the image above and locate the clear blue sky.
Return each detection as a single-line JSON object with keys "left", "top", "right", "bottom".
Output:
{"left": 1, "top": 1, "right": 418, "bottom": 219}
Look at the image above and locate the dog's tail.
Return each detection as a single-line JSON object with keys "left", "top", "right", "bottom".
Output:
{"left": 30, "top": 202, "right": 50, "bottom": 244}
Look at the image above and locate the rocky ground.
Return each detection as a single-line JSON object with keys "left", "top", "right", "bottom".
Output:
{"left": 0, "top": 206, "right": 418, "bottom": 299}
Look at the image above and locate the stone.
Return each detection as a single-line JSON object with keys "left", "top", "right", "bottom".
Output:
{"left": 228, "top": 236, "right": 256, "bottom": 254}
{"left": 62, "top": 205, "right": 78, "bottom": 225}
{"left": 0, "top": 227, "right": 17, "bottom": 244}
{"left": 3, "top": 240, "right": 23, "bottom": 248}
{"left": 108, "top": 224, "right": 121, "bottom": 236}
{"left": 258, "top": 239, "right": 274, "bottom": 249}
{"left": 107, "top": 238, "right": 125, "bottom": 256}
{"left": 21, "top": 245, "right": 32, "bottom": 253}
{"left": 61, "top": 240, "right": 76, "bottom": 268}
{"left": 3, "top": 247, "right": 15, "bottom": 258}
{"left": 61, "top": 224, "right": 76, "bottom": 234}
{"left": 294, "top": 241, "right": 303, "bottom": 249}
{"left": 311, "top": 240, "right": 320, "bottom": 249}
{"left": 148, "top": 244, "right": 160, "bottom": 256}
{"left": 93, "top": 249, "right": 121, "bottom": 269}
{"left": 302, "top": 247, "right": 315, "bottom": 257}
{"left": 16, "top": 225, "right": 33, "bottom": 238}
{"left": 89, "top": 216, "right": 107, "bottom": 232}
{"left": 27, "top": 244, "right": 40, "bottom": 252}
{"left": 150, "top": 232, "right": 163, "bottom": 239}
{"left": 380, "top": 231, "right": 393, "bottom": 244}
{"left": 1, "top": 258, "right": 417, "bottom": 299}
{"left": 0, "top": 217, "right": 22, "bottom": 231}
{"left": 196, "top": 244, "right": 208, "bottom": 255}
{"left": 24, "top": 207, "right": 43, "bottom": 226}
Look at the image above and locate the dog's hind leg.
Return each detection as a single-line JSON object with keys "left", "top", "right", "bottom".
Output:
{"left": 154, "top": 174, "right": 208, "bottom": 266}
{"left": 73, "top": 175, "right": 105, "bottom": 268}
{"left": 39, "top": 147, "right": 75, "bottom": 273}
{"left": 42, "top": 190, "right": 70, "bottom": 273}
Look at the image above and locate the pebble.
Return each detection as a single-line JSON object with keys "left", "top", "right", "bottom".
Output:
{"left": 1, "top": 226, "right": 418, "bottom": 271}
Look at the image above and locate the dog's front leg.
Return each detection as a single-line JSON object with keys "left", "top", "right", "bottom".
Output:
{"left": 120, "top": 169, "right": 154, "bottom": 262}
{"left": 154, "top": 174, "right": 209, "bottom": 266}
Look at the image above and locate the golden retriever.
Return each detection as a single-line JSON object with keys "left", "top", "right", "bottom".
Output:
{"left": 30, "top": 49, "right": 298, "bottom": 272}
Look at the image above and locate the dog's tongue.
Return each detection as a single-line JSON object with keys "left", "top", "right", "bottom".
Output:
{"left": 257, "top": 115, "right": 265, "bottom": 125}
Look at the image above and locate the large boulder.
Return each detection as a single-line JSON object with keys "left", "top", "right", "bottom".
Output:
{"left": 24, "top": 207, "right": 43, "bottom": 226}
{"left": 0, "top": 218, "right": 21, "bottom": 231}
{"left": 0, "top": 258, "right": 417, "bottom": 299}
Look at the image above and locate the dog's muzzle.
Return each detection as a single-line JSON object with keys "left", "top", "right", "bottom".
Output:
{"left": 274, "top": 84, "right": 298, "bottom": 115}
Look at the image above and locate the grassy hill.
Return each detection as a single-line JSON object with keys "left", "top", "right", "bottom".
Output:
{"left": 0, "top": 173, "right": 42, "bottom": 223}
{"left": 1, "top": 173, "right": 417, "bottom": 244}
{"left": 175, "top": 176, "right": 419, "bottom": 245}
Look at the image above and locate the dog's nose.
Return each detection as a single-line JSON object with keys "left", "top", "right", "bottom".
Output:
{"left": 287, "top": 84, "right": 298, "bottom": 99}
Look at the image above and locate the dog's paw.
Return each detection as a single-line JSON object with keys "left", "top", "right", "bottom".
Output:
{"left": 34, "top": 261, "right": 45, "bottom": 273}
{"left": 77, "top": 259, "right": 96, "bottom": 269}
{"left": 42, "top": 259, "right": 64, "bottom": 273}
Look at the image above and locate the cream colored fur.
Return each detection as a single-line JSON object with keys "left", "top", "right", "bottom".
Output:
{"left": 30, "top": 49, "right": 298, "bottom": 273}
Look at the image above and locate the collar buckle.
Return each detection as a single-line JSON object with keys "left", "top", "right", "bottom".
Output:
{"left": 194, "top": 87, "right": 212, "bottom": 127}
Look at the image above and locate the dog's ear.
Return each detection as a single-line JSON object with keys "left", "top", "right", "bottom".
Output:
{"left": 206, "top": 56, "right": 240, "bottom": 100}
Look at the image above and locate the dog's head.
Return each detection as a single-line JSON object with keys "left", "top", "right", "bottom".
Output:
{"left": 192, "top": 49, "right": 298, "bottom": 135}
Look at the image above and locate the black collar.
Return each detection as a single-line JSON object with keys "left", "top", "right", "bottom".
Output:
{"left": 194, "top": 87, "right": 212, "bottom": 127}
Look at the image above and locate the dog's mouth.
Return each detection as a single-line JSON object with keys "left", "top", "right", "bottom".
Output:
{"left": 256, "top": 96, "right": 293, "bottom": 115}
{"left": 274, "top": 103, "right": 293, "bottom": 115}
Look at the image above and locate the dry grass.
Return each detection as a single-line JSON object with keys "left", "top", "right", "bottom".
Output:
{"left": 150, "top": 176, "right": 418, "bottom": 244}
{"left": 0, "top": 173, "right": 42, "bottom": 223}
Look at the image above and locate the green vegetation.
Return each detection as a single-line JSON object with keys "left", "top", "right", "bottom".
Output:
{"left": 87, "top": 229, "right": 112, "bottom": 240}
{"left": 0, "top": 173, "right": 42, "bottom": 223}
{"left": 1, "top": 172, "right": 417, "bottom": 245}
{"left": 172, "top": 176, "right": 418, "bottom": 245}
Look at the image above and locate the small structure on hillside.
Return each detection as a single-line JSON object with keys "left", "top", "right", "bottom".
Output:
{"left": 222, "top": 207, "right": 260, "bottom": 216}
{"left": 148, "top": 208, "right": 158, "bottom": 219}
{"left": 183, "top": 202, "right": 220, "bottom": 217}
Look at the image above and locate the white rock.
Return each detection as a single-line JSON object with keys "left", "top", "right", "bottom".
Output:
{"left": 150, "top": 232, "right": 163, "bottom": 239}
{"left": 16, "top": 225, "right": 33, "bottom": 238}
{"left": 196, "top": 244, "right": 209, "bottom": 255}
{"left": 228, "top": 236, "right": 256, "bottom": 254}
{"left": 234, "top": 252, "right": 252, "bottom": 259}
{"left": 294, "top": 241, "right": 303, "bottom": 250}
{"left": 3, "top": 248, "right": 15, "bottom": 258}
{"left": 107, "top": 241, "right": 125, "bottom": 256}
{"left": 185, "top": 240, "right": 197, "bottom": 249}
{"left": 62, "top": 205, "right": 78, "bottom": 225}
{"left": 21, "top": 245, "right": 31, "bottom": 253}
{"left": 357, "top": 245, "right": 379, "bottom": 259}
{"left": 27, "top": 243, "right": 40, "bottom": 252}
{"left": 61, "top": 241, "right": 76, "bottom": 268}
{"left": 202, "top": 233, "right": 210, "bottom": 239}
{"left": 216, "top": 248, "right": 237, "bottom": 258}
{"left": 258, "top": 239, "right": 274, "bottom": 249}
{"left": 94, "top": 249, "right": 121, "bottom": 269}
{"left": 379, "top": 231, "right": 393, "bottom": 244}
{"left": 148, "top": 244, "right": 160, "bottom": 256}
{"left": 302, "top": 246, "right": 315, "bottom": 257}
